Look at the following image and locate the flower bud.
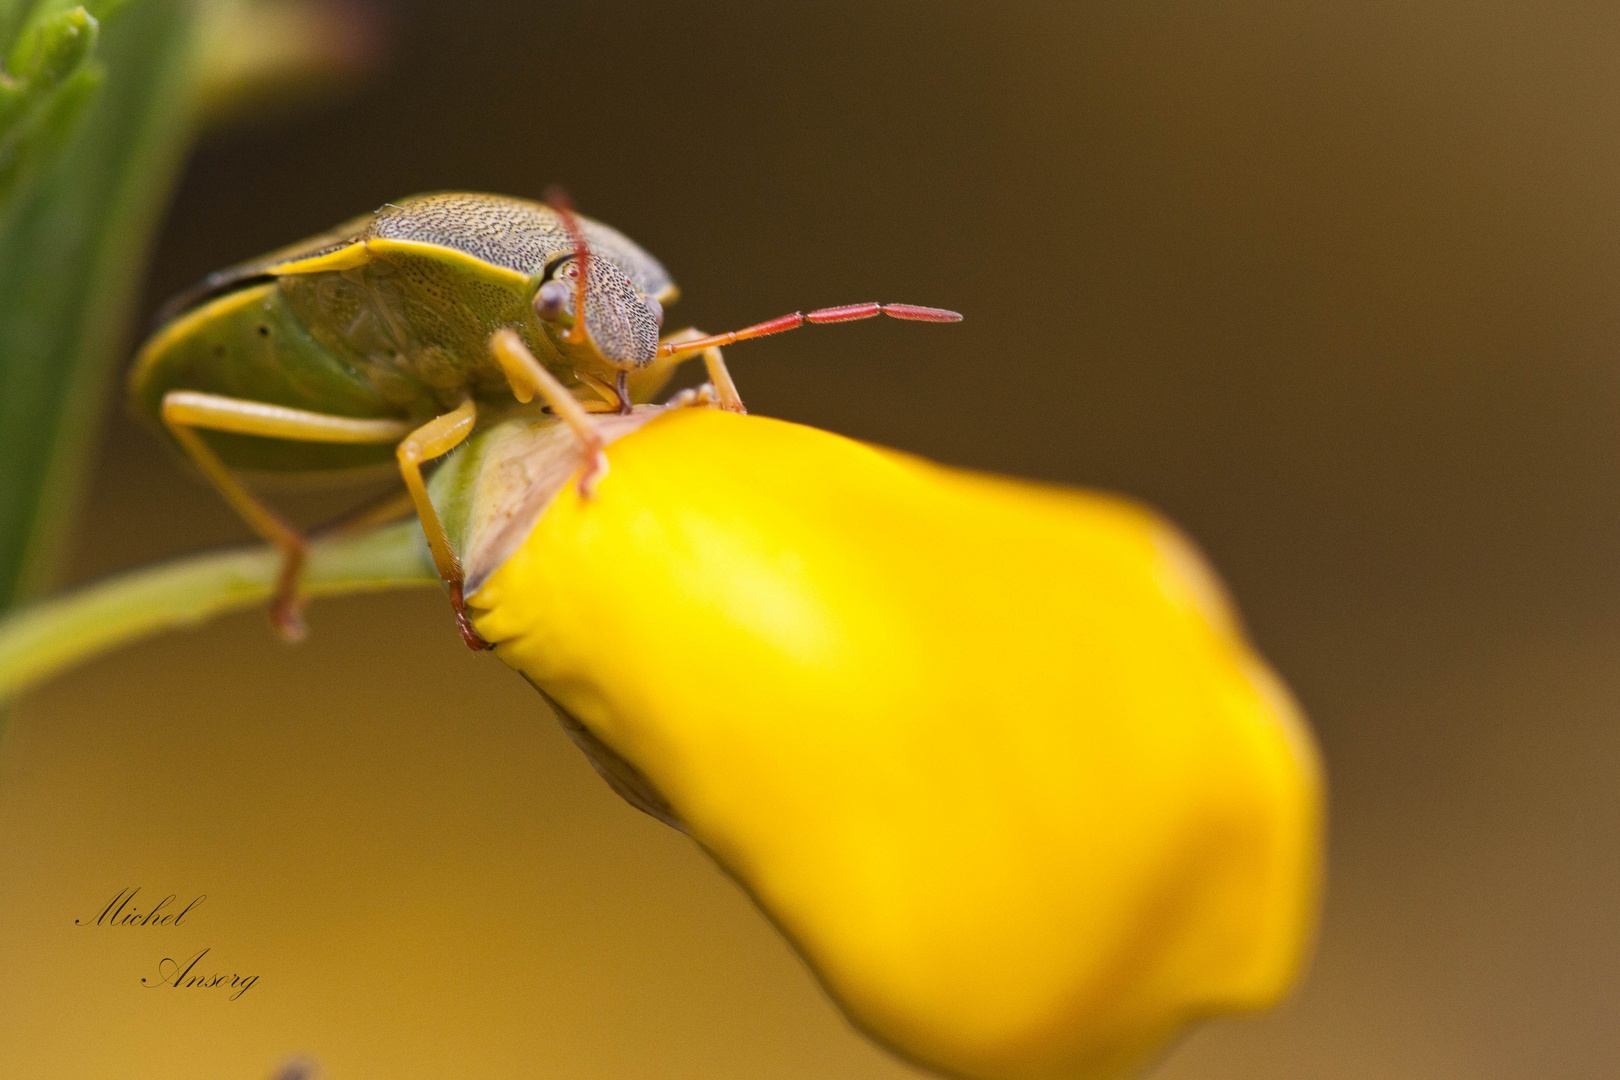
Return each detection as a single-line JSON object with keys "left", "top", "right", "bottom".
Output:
{"left": 434, "top": 406, "right": 1322, "bottom": 1080}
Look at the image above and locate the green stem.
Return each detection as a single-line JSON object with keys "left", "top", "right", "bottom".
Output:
{"left": 0, "top": 519, "right": 436, "bottom": 703}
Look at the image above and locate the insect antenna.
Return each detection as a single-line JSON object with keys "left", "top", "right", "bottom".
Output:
{"left": 655, "top": 302, "right": 962, "bottom": 358}
{"left": 544, "top": 183, "right": 592, "bottom": 346}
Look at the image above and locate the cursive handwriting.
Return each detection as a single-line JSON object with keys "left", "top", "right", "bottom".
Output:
{"left": 142, "top": 948, "right": 258, "bottom": 1000}
{"left": 76, "top": 887, "right": 205, "bottom": 927}
{"left": 77, "top": 887, "right": 259, "bottom": 999}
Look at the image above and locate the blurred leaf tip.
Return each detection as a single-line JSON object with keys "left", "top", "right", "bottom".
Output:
{"left": 197, "top": 0, "right": 386, "bottom": 130}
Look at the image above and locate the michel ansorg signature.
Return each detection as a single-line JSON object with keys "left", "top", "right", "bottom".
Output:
{"left": 76, "top": 887, "right": 259, "bottom": 999}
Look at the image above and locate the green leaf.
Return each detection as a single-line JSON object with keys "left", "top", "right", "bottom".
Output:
{"left": 0, "top": 0, "right": 201, "bottom": 611}
{"left": 0, "top": 7, "right": 101, "bottom": 200}
{"left": 0, "top": 61, "right": 103, "bottom": 213}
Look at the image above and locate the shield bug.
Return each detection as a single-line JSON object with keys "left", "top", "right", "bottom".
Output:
{"left": 128, "top": 190, "right": 961, "bottom": 644}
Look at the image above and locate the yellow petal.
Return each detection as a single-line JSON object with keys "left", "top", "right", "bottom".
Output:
{"left": 466, "top": 407, "right": 1322, "bottom": 1080}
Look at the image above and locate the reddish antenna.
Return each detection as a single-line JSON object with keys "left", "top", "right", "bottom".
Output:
{"left": 544, "top": 184, "right": 591, "bottom": 346}
{"left": 545, "top": 185, "right": 961, "bottom": 369}
{"left": 655, "top": 301, "right": 962, "bottom": 358}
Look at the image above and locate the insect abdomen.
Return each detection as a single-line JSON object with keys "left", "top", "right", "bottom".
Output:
{"left": 129, "top": 282, "right": 404, "bottom": 473}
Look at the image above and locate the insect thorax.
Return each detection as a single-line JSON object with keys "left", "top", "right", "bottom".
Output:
{"left": 278, "top": 251, "right": 565, "bottom": 417}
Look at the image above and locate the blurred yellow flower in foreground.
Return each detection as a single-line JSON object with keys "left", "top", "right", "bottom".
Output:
{"left": 448, "top": 405, "right": 1322, "bottom": 1080}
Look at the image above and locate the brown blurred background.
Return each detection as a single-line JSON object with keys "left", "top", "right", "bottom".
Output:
{"left": 3, "top": 1, "right": 1618, "bottom": 1076}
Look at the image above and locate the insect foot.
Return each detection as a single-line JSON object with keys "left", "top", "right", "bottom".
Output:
{"left": 268, "top": 549, "right": 309, "bottom": 643}
{"left": 268, "top": 600, "right": 308, "bottom": 644}
{"left": 448, "top": 581, "right": 491, "bottom": 652}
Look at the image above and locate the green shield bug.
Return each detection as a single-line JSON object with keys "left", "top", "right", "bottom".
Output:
{"left": 128, "top": 190, "right": 962, "bottom": 645}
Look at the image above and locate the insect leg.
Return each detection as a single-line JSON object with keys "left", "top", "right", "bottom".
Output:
{"left": 161, "top": 391, "right": 411, "bottom": 641}
{"left": 574, "top": 370, "right": 627, "bottom": 413}
{"left": 490, "top": 329, "right": 610, "bottom": 497}
{"left": 394, "top": 399, "right": 486, "bottom": 649}
{"left": 659, "top": 327, "right": 745, "bottom": 413}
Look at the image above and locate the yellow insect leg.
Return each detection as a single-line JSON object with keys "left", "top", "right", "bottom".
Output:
{"left": 575, "top": 371, "right": 627, "bottom": 413}
{"left": 395, "top": 398, "right": 489, "bottom": 650}
{"left": 161, "top": 391, "right": 411, "bottom": 640}
{"left": 489, "top": 329, "right": 610, "bottom": 497}
{"left": 395, "top": 399, "right": 478, "bottom": 586}
{"left": 659, "top": 327, "right": 746, "bottom": 413}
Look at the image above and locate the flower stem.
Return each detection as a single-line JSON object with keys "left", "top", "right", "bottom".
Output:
{"left": 0, "top": 520, "right": 436, "bottom": 703}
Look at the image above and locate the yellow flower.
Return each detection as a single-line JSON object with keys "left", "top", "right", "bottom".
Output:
{"left": 451, "top": 405, "right": 1322, "bottom": 1080}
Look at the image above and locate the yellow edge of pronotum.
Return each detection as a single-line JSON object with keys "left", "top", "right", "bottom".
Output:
{"left": 353, "top": 238, "right": 684, "bottom": 305}
{"left": 283, "top": 238, "right": 536, "bottom": 289}
{"left": 225, "top": 236, "right": 683, "bottom": 307}
{"left": 263, "top": 240, "right": 373, "bottom": 276}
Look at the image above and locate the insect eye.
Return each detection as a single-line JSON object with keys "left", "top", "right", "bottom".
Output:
{"left": 645, "top": 294, "right": 664, "bottom": 329}
{"left": 561, "top": 261, "right": 580, "bottom": 280}
{"left": 534, "top": 279, "right": 571, "bottom": 321}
